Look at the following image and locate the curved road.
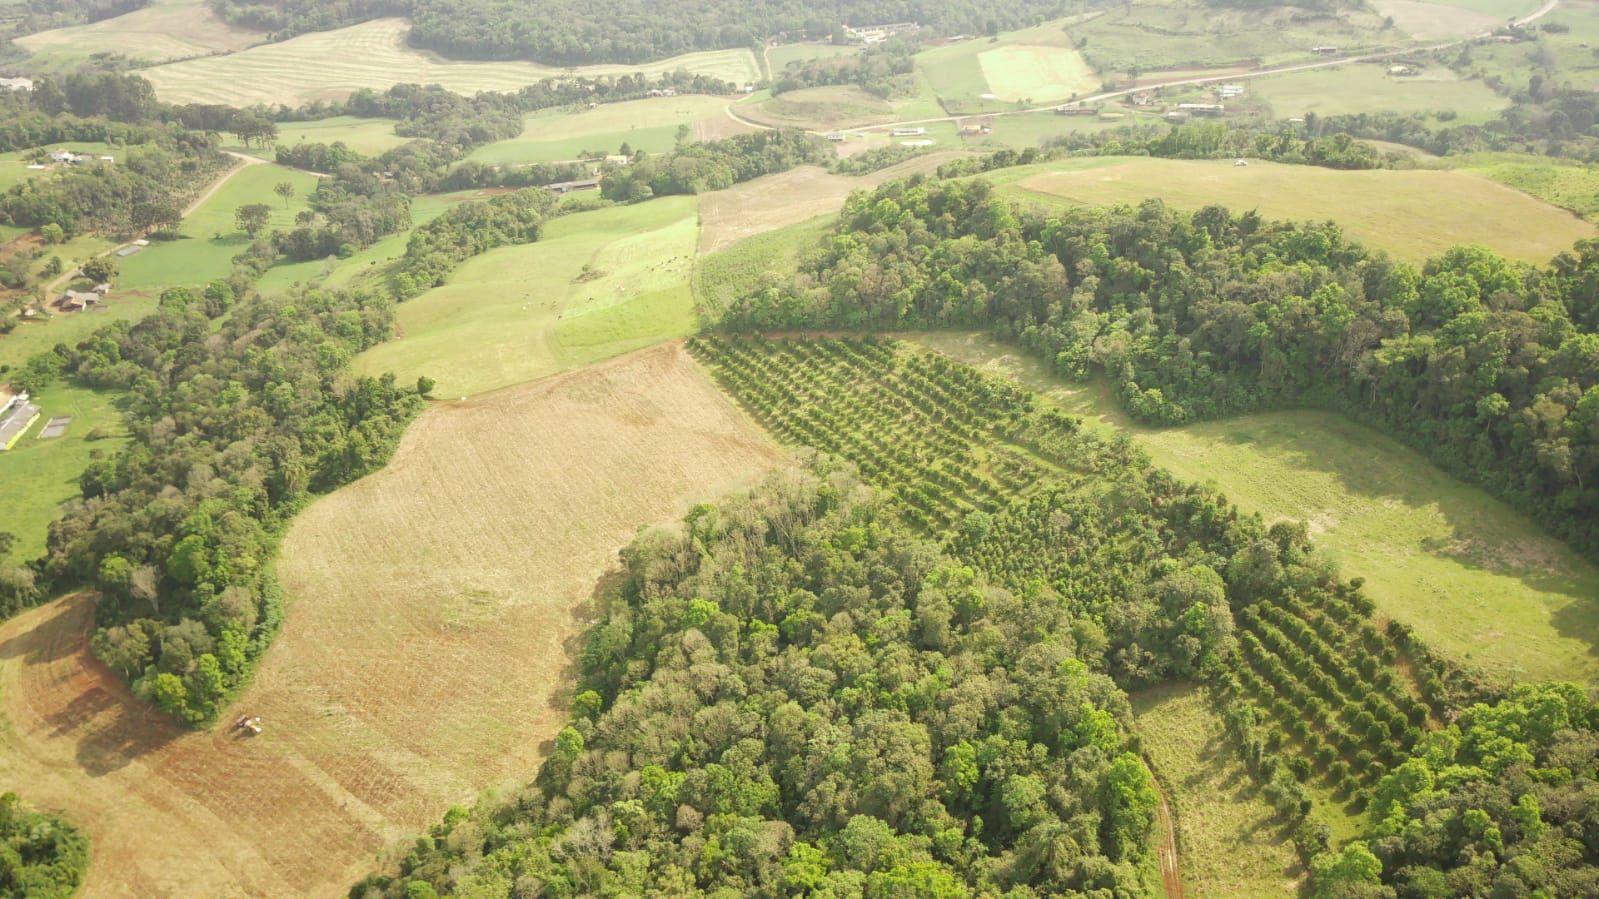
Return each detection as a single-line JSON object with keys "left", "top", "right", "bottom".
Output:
{"left": 728, "top": 0, "right": 1560, "bottom": 137}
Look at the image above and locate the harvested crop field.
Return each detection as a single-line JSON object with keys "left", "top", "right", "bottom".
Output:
{"left": 0, "top": 344, "right": 780, "bottom": 897}
{"left": 141, "top": 18, "right": 759, "bottom": 106}
{"left": 976, "top": 44, "right": 1098, "bottom": 103}
{"left": 15, "top": 0, "right": 263, "bottom": 68}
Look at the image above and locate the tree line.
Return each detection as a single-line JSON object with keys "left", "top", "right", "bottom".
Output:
{"left": 0, "top": 793, "right": 86, "bottom": 899}
{"left": 208, "top": 0, "right": 1081, "bottom": 65}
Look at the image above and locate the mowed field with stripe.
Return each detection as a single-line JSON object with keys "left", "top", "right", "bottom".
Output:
{"left": 141, "top": 18, "right": 759, "bottom": 106}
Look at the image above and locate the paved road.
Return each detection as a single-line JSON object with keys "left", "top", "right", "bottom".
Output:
{"left": 729, "top": 2, "right": 1561, "bottom": 137}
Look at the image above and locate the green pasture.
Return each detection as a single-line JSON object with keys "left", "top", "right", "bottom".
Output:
{"left": 0, "top": 382, "right": 126, "bottom": 563}
{"left": 1250, "top": 63, "right": 1509, "bottom": 124}
{"left": 467, "top": 95, "right": 729, "bottom": 165}
{"left": 273, "top": 116, "right": 408, "bottom": 155}
{"left": 693, "top": 213, "right": 833, "bottom": 320}
{"left": 117, "top": 162, "right": 319, "bottom": 290}
{"left": 1133, "top": 683, "right": 1309, "bottom": 894}
{"left": 990, "top": 156, "right": 1593, "bottom": 263}
{"left": 0, "top": 290, "right": 159, "bottom": 373}
{"left": 1457, "top": 154, "right": 1599, "bottom": 221}
{"left": 355, "top": 195, "right": 699, "bottom": 397}
{"left": 914, "top": 331, "right": 1599, "bottom": 688}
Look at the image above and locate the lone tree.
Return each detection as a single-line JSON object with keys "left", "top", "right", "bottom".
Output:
{"left": 235, "top": 203, "right": 271, "bottom": 238}
{"left": 80, "top": 256, "right": 117, "bottom": 284}
{"left": 273, "top": 181, "right": 295, "bottom": 207}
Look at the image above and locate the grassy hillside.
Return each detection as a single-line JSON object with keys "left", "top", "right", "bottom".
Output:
{"left": 355, "top": 195, "right": 699, "bottom": 396}
{"left": 1133, "top": 683, "right": 1305, "bottom": 896}
{"left": 914, "top": 331, "right": 1599, "bottom": 687}
{"left": 992, "top": 157, "right": 1594, "bottom": 263}
{"left": 142, "top": 18, "right": 758, "bottom": 106}
{"left": 915, "top": 17, "right": 1099, "bottom": 114}
{"left": 467, "top": 95, "right": 729, "bottom": 165}
{"left": 0, "top": 382, "right": 126, "bottom": 563}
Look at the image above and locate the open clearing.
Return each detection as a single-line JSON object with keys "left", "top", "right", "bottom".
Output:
{"left": 15, "top": 0, "right": 263, "bottom": 69}
{"left": 1370, "top": 0, "right": 1511, "bottom": 39}
{"left": 1132, "top": 683, "right": 1302, "bottom": 897}
{"left": 697, "top": 151, "right": 965, "bottom": 254}
{"left": 1000, "top": 157, "right": 1594, "bottom": 262}
{"left": 0, "top": 344, "right": 780, "bottom": 896}
{"left": 141, "top": 18, "right": 759, "bottom": 107}
{"left": 273, "top": 117, "right": 408, "bottom": 156}
{"left": 467, "top": 95, "right": 732, "bottom": 165}
{"left": 741, "top": 81, "right": 946, "bottom": 131}
{"left": 0, "top": 383, "right": 125, "bottom": 563}
{"left": 1250, "top": 63, "right": 1510, "bottom": 124}
{"left": 975, "top": 44, "right": 1098, "bottom": 104}
{"left": 357, "top": 195, "right": 699, "bottom": 397}
{"left": 0, "top": 142, "right": 117, "bottom": 190}
{"left": 255, "top": 191, "right": 475, "bottom": 296}
{"left": 118, "top": 162, "right": 320, "bottom": 291}
{"left": 915, "top": 332, "right": 1599, "bottom": 687}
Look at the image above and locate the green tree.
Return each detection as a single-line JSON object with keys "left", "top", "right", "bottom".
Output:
{"left": 234, "top": 203, "right": 271, "bottom": 238}
{"left": 273, "top": 181, "right": 296, "bottom": 208}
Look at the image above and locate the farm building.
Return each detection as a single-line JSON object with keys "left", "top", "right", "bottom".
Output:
{"left": 1056, "top": 105, "right": 1096, "bottom": 116}
{"left": 1177, "top": 103, "right": 1225, "bottom": 116}
{"left": 58, "top": 290, "right": 101, "bottom": 312}
{"left": 824, "top": 132, "right": 847, "bottom": 141}
{"left": 890, "top": 127, "right": 927, "bottom": 137}
{"left": 546, "top": 178, "right": 600, "bottom": 193}
{"left": 1216, "top": 84, "right": 1245, "bottom": 98}
{"left": 0, "top": 77, "right": 32, "bottom": 91}
{"left": 645, "top": 87, "right": 678, "bottom": 97}
{"left": 0, "top": 388, "right": 40, "bottom": 451}
{"left": 900, "top": 139, "right": 935, "bottom": 147}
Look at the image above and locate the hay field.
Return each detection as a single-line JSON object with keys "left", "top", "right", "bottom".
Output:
{"left": 1250, "top": 63, "right": 1509, "bottom": 124}
{"left": 1132, "top": 683, "right": 1303, "bottom": 896}
{"left": 467, "top": 95, "right": 731, "bottom": 165}
{"left": 976, "top": 44, "right": 1098, "bottom": 103}
{"left": 141, "top": 18, "right": 759, "bottom": 106}
{"left": 0, "top": 344, "right": 780, "bottom": 896}
{"left": 742, "top": 81, "right": 946, "bottom": 130}
{"left": 914, "top": 332, "right": 1599, "bottom": 687}
{"left": 1001, "top": 157, "right": 1593, "bottom": 262}
{"left": 356, "top": 195, "right": 699, "bottom": 397}
{"left": 15, "top": 0, "right": 262, "bottom": 69}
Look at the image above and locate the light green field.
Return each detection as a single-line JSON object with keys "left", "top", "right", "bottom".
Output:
{"left": 274, "top": 117, "right": 408, "bottom": 156}
{"left": 915, "top": 332, "right": 1599, "bottom": 688}
{"left": 1457, "top": 154, "right": 1599, "bottom": 221}
{"left": 994, "top": 156, "right": 1593, "bottom": 262}
{"left": 976, "top": 44, "right": 1098, "bottom": 104}
{"left": 1453, "top": 1, "right": 1599, "bottom": 104}
{"left": 1132, "top": 683, "right": 1305, "bottom": 896}
{"left": 117, "top": 163, "right": 319, "bottom": 290}
{"left": 14, "top": 0, "right": 262, "bottom": 70}
{"left": 355, "top": 195, "right": 699, "bottom": 397}
{"left": 142, "top": 17, "right": 759, "bottom": 107}
{"left": 1369, "top": 0, "right": 1523, "bottom": 40}
{"left": 1251, "top": 63, "right": 1509, "bottom": 124}
{"left": 467, "top": 95, "right": 729, "bottom": 165}
{"left": 256, "top": 191, "right": 472, "bottom": 295}
{"left": 1068, "top": 0, "right": 1397, "bottom": 74}
{"left": 0, "top": 382, "right": 126, "bottom": 563}
{"left": 961, "top": 109, "right": 1154, "bottom": 150}
{"left": 0, "top": 142, "right": 117, "bottom": 190}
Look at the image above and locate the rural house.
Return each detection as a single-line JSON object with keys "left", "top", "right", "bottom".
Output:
{"left": 0, "top": 387, "right": 39, "bottom": 451}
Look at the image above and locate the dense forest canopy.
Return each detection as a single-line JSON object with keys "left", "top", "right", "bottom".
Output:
{"left": 0, "top": 793, "right": 86, "bottom": 899}
{"left": 207, "top": 0, "right": 1085, "bottom": 64}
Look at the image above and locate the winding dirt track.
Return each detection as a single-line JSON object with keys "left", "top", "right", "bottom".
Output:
{"left": 0, "top": 344, "right": 780, "bottom": 896}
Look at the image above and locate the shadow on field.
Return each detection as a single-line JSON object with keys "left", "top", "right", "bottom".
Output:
{"left": 535, "top": 568, "right": 619, "bottom": 756}
{"left": 0, "top": 593, "right": 183, "bottom": 775}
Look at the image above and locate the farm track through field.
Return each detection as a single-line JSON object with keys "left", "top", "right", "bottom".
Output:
{"left": 0, "top": 343, "right": 781, "bottom": 897}
{"left": 1152, "top": 774, "right": 1183, "bottom": 899}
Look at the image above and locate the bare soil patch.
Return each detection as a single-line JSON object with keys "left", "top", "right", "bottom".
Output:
{"left": 0, "top": 343, "right": 780, "bottom": 897}
{"left": 692, "top": 110, "right": 759, "bottom": 142}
